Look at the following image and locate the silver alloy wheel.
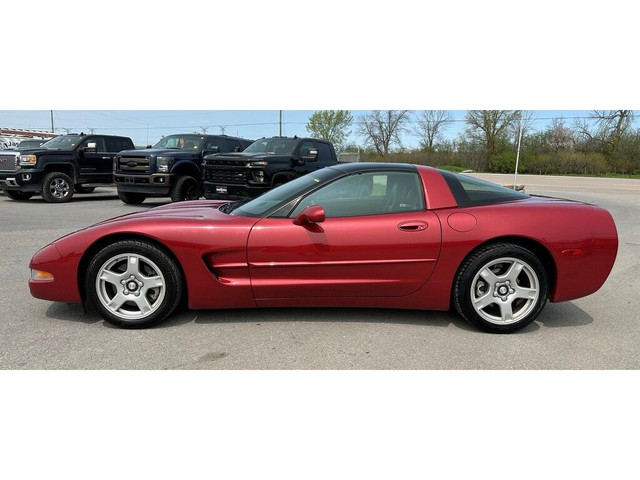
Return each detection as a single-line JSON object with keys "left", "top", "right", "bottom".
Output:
{"left": 470, "top": 256, "right": 540, "bottom": 325}
{"left": 94, "top": 253, "right": 166, "bottom": 321}
{"left": 49, "top": 177, "right": 70, "bottom": 199}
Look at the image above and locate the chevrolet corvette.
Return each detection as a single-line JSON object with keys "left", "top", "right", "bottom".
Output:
{"left": 29, "top": 163, "right": 618, "bottom": 333}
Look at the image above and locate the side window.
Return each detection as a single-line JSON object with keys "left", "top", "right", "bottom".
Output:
{"left": 316, "top": 143, "right": 332, "bottom": 162}
{"left": 226, "top": 139, "right": 241, "bottom": 152}
{"left": 105, "top": 137, "right": 132, "bottom": 152}
{"left": 298, "top": 141, "right": 314, "bottom": 158}
{"left": 290, "top": 171, "right": 424, "bottom": 218}
{"left": 204, "top": 138, "right": 226, "bottom": 152}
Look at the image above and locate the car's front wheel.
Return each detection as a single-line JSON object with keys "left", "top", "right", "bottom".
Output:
{"left": 85, "top": 240, "right": 183, "bottom": 328}
{"left": 453, "top": 243, "right": 548, "bottom": 333}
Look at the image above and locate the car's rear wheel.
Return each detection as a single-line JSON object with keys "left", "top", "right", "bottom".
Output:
{"left": 42, "top": 171, "right": 74, "bottom": 203}
{"left": 453, "top": 243, "right": 548, "bottom": 333}
{"left": 118, "top": 191, "right": 147, "bottom": 204}
{"left": 75, "top": 186, "right": 96, "bottom": 194}
{"left": 4, "top": 190, "right": 34, "bottom": 201}
{"left": 170, "top": 175, "right": 200, "bottom": 202}
{"left": 85, "top": 240, "right": 183, "bottom": 328}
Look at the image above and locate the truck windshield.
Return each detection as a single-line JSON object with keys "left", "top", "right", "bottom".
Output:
{"left": 41, "top": 136, "right": 82, "bottom": 149}
{"left": 243, "top": 138, "right": 299, "bottom": 156}
{"left": 154, "top": 135, "right": 204, "bottom": 151}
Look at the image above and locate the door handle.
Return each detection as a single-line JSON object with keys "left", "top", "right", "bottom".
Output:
{"left": 398, "top": 221, "right": 428, "bottom": 231}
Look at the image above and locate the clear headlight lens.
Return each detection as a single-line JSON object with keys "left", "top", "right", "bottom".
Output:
{"left": 19, "top": 155, "right": 37, "bottom": 166}
{"left": 157, "top": 156, "right": 174, "bottom": 173}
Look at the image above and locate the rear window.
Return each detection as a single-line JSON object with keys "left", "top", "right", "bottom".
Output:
{"left": 440, "top": 170, "right": 529, "bottom": 207}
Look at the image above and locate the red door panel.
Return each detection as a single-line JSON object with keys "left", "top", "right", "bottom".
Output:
{"left": 247, "top": 212, "right": 442, "bottom": 299}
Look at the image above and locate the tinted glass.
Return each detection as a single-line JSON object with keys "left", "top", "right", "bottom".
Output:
{"left": 440, "top": 170, "right": 529, "bottom": 207}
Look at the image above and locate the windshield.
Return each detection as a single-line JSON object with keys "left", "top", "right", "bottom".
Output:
{"left": 243, "top": 138, "right": 299, "bottom": 156}
{"left": 153, "top": 134, "right": 204, "bottom": 151}
{"left": 40, "top": 136, "right": 82, "bottom": 149}
{"left": 17, "top": 140, "right": 45, "bottom": 149}
{"left": 231, "top": 168, "right": 342, "bottom": 217}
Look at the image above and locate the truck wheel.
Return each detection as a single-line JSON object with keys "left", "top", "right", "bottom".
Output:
{"left": 42, "top": 172, "right": 74, "bottom": 203}
{"left": 170, "top": 176, "right": 200, "bottom": 202}
{"left": 75, "top": 186, "right": 96, "bottom": 194}
{"left": 5, "top": 191, "right": 35, "bottom": 201}
{"left": 118, "top": 191, "right": 147, "bottom": 205}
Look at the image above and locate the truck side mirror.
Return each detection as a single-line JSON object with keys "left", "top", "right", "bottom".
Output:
{"left": 78, "top": 142, "right": 98, "bottom": 156}
{"left": 202, "top": 146, "right": 220, "bottom": 157}
{"left": 302, "top": 148, "right": 318, "bottom": 162}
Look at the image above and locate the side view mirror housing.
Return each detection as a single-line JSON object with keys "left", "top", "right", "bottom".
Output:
{"left": 293, "top": 205, "right": 326, "bottom": 226}
{"left": 78, "top": 142, "right": 98, "bottom": 156}
{"left": 202, "top": 146, "right": 220, "bottom": 157}
{"left": 302, "top": 148, "right": 318, "bottom": 162}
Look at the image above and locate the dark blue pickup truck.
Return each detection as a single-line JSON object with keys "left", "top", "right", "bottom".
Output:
{"left": 114, "top": 133, "right": 253, "bottom": 204}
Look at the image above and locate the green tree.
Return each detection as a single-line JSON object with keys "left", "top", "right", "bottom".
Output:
{"left": 306, "top": 110, "right": 353, "bottom": 151}
{"left": 465, "top": 110, "right": 520, "bottom": 170}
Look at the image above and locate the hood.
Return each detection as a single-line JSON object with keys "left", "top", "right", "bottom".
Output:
{"left": 118, "top": 148, "right": 200, "bottom": 157}
{"left": 205, "top": 152, "right": 288, "bottom": 162}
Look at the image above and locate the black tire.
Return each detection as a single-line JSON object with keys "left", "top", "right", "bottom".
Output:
{"left": 42, "top": 171, "right": 74, "bottom": 203}
{"left": 4, "top": 190, "right": 34, "bottom": 201}
{"left": 75, "top": 186, "right": 96, "bottom": 194}
{"left": 170, "top": 175, "right": 200, "bottom": 202}
{"left": 118, "top": 190, "right": 147, "bottom": 205}
{"left": 85, "top": 240, "right": 183, "bottom": 328}
{"left": 453, "top": 243, "right": 548, "bottom": 333}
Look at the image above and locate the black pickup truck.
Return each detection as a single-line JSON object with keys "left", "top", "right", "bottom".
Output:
{"left": 202, "top": 136, "right": 339, "bottom": 200}
{"left": 113, "top": 134, "right": 253, "bottom": 204}
{"left": 0, "top": 133, "right": 134, "bottom": 202}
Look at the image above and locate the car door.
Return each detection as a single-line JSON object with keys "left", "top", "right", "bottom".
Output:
{"left": 247, "top": 170, "right": 442, "bottom": 299}
{"left": 77, "top": 137, "right": 109, "bottom": 180}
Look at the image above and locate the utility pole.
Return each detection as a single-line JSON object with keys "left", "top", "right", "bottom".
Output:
{"left": 279, "top": 110, "right": 282, "bottom": 136}
{"left": 50, "top": 110, "right": 54, "bottom": 133}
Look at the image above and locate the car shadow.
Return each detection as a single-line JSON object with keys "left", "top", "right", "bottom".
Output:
{"left": 44, "top": 301, "right": 594, "bottom": 333}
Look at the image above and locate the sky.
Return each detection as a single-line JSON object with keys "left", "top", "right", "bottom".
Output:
{"left": 0, "top": 109, "right": 607, "bottom": 149}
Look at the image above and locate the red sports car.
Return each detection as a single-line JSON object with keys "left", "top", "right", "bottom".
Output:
{"left": 29, "top": 163, "right": 618, "bottom": 333}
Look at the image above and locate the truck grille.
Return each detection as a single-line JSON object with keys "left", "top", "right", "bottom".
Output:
{"left": 204, "top": 164, "right": 248, "bottom": 184}
{"left": 0, "top": 153, "right": 19, "bottom": 172}
{"left": 118, "top": 156, "right": 150, "bottom": 173}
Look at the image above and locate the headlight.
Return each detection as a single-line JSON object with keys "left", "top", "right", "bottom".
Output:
{"left": 19, "top": 155, "right": 37, "bottom": 166}
{"left": 246, "top": 161, "right": 268, "bottom": 167}
{"left": 157, "top": 156, "right": 174, "bottom": 173}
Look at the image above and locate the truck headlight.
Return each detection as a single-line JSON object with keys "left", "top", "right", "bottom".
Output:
{"left": 157, "top": 156, "right": 174, "bottom": 173}
{"left": 19, "top": 155, "right": 37, "bottom": 166}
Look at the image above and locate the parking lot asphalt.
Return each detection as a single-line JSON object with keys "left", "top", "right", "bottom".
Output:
{"left": 1, "top": 174, "right": 639, "bottom": 369}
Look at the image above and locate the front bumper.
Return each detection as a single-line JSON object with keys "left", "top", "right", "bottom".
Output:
{"left": 0, "top": 170, "right": 44, "bottom": 192}
{"left": 202, "top": 181, "right": 271, "bottom": 200}
{"left": 114, "top": 173, "right": 173, "bottom": 195}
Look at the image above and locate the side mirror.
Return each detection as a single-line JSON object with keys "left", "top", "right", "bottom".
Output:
{"left": 293, "top": 205, "right": 325, "bottom": 226}
{"left": 302, "top": 148, "right": 318, "bottom": 162}
{"left": 78, "top": 142, "right": 98, "bottom": 156}
{"left": 202, "top": 146, "right": 220, "bottom": 157}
